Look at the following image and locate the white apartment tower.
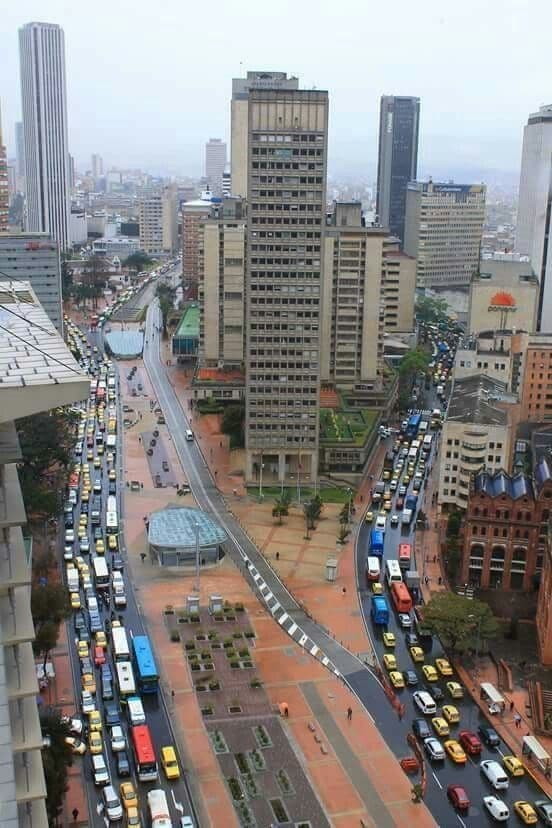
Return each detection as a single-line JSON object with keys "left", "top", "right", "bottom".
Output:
{"left": 205, "top": 139, "right": 227, "bottom": 197}
{"left": 516, "top": 105, "right": 552, "bottom": 330}
{"left": 19, "top": 22, "right": 70, "bottom": 251}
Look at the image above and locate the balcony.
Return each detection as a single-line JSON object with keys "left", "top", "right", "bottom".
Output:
{"left": 14, "top": 750, "right": 47, "bottom": 805}
{"left": 0, "top": 465, "right": 27, "bottom": 529}
{"left": 10, "top": 696, "right": 43, "bottom": 752}
{"left": 0, "top": 422, "right": 22, "bottom": 466}
{"left": 5, "top": 642, "right": 40, "bottom": 701}
{"left": 0, "top": 528, "right": 31, "bottom": 594}
{"left": 0, "top": 585, "right": 35, "bottom": 646}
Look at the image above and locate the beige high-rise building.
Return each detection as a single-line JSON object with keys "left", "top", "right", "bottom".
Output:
{"left": 244, "top": 83, "right": 328, "bottom": 485}
{"left": 162, "top": 185, "right": 179, "bottom": 254}
{"left": 182, "top": 195, "right": 213, "bottom": 295}
{"left": 404, "top": 180, "right": 486, "bottom": 288}
{"left": 198, "top": 197, "right": 246, "bottom": 367}
{"left": 139, "top": 193, "right": 163, "bottom": 256}
{"left": 320, "top": 202, "right": 385, "bottom": 389}
{"left": 205, "top": 139, "right": 227, "bottom": 197}
{"left": 381, "top": 237, "right": 416, "bottom": 333}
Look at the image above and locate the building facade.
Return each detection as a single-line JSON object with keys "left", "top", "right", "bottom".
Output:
{"left": 320, "top": 202, "right": 385, "bottom": 390}
{"left": 454, "top": 330, "right": 525, "bottom": 393}
{"left": 0, "top": 280, "right": 88, "bottom": 828}
{"left": 519, "top": 333, "right": 552, "bottom": 422}
{"left": 138, "top": 193, "right": 163, "bottom": 256}
{"left": 91, "top": 153, "right": 103, "bottom": 180}
{"left": 515, "top": 105, "right": 552, "bottom": 330}
{"left": 468, "top": 258, "right": 539, "bottom": 336}
{"left": 205, "top": 139, "right": 227, "bottom": 197}
{"left": 404, "top": 181, "right": 486, "bottom": 289}
{"left": 244, "top": 84, "right": 328, "bottom": 485}
{"left": 461, "top": 462, "right": 552, "bottom": 593}
{"left": 536, "top": 504, "right": 552, "bottom": 665}
{"left": 0, "top": 233, "right": 63, "bottom": 333}
{"left": 376, "top": 95, "right": 420, "bottom": 244}
{"left": 19, "top": 22, "right": 70, "bottom": 250}
{"left": 381, "top": 237, "right": 416, "bottom": 333}
{"left": 182, "top": 196, "right": 213, "bottom": 295}
{"left": 162, "top": 186, "right": 179, "bottom": 254}
{"left": 15, "top": 121, "right": 25, "bottom": 186}
{"left": 0, "top": 107, "right": 8, "bottom": 232}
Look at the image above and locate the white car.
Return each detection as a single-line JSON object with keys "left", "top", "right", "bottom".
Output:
{"left": 483, "top": 795, "right": 509, "bottom": 822}
{"left": 398, "top": 613, "right": 412, "bottom": 628}
{"left": 390, "top": 514, "right": 399, "bottom": 527}
{"left": 81, "top": 690, "right": 95, "bottom": 714}
{"left": 80, "top": 537, "right": 90, "bottom": 553}
{"left": 110, "top": 725, "right": 126, "bottom": 752}
{"left": 65, "top": 529, "right": 75, "bottom": 543}
{"left": 64, "top": 545, "right": 74, "bottom": 561}
{"left": 480, "top": 760, "right": 509, "bottom": 790}
{"left": 102, "top": 785, "right": 123, "bottom": 820}
{"left": 375, "top": 515, "right": 387, "bottom": 531}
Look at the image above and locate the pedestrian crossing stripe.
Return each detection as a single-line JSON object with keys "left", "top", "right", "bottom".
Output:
{"left": 279, "top": 613, "right": 289, "bottom": 625}
{"left": 310, "top": 645, "right": 319, "bottom": 657}
{"left": 288, "top": 622, "right": 297, "bottom": 635}
{"left": 270, "top": 601, "right": 281, "bottom": 615}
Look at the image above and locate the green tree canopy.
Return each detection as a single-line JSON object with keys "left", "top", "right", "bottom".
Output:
{"left": 422, "top": 593, "right": 499, "bottom": 653}
{"left": 221, "top": 404, "right": 245, "bottom": 449}
{"left": 123, "top": 251, "right": 153, "bottom": 274}
{"left": 31, "top": 583, "right": 72, "bottom": 629}
{"left": 415, "top": 295, "right": 450, "bottom": 325}
{"left": 398, "top": 346, "right": 431, "bottom": 378}
{"left": 39, "top": 707, "right": 73, "bottom": 825}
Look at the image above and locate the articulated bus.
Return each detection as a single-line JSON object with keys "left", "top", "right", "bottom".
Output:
{"left": 398, "top": 543, "right": 412, "bottom": 571}
{"left": 390, "top": 581, "right": 413, "bottom": 613}
{"left": 112, "top": 626, "right": 131, "bottom": 662}
{"left": 116, "top": 660, "right": 136, "bottom": 697}
{"left": 132, "top": 634, "right": 159, "bottom": 694}
{"left": 131, "top": 725, "right": 158, "bottom": 782}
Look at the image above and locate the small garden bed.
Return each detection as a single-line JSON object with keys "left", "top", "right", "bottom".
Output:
{"left": 227, "top": 776, "right": 245, "bottom": 802}
{"left": 276, "top": 768, "right": 295, "bottom": 797}
{"left": 253, "top": 724, "right": 272, "bottom": 749}
{"left": 248, "top": 749, "right": 266, "bottom": 772}
{"left": 236, "top": 802, "right": 256, "bottom": 828}
{"left": 270, "top": 799, "right": 289, "bottom": 824}
{"left": 234, "top": 753, "right": 251, "bottom": 775}
{"left": 210, "top": 730, "right": 229, "bottom": 753}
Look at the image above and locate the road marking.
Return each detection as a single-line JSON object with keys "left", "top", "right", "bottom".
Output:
{"left": 432, "top": 770, "right": 443, "bottom": 789}
{"left": 170, "top": 789, "right": 184, "bottom": 814}
{"left": 456, "top": 815, "right": 467, "bottom": 828}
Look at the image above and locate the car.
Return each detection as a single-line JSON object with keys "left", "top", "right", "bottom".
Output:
{"left": 478, "top": 724, "right": 500, "bottom": 747}
{"left": 102, "top": 785, "right": 123, "bottom": 822}
{"left": 412, "top": 718, "right": 432, "bottom": 740}
{"left": 383, "top": 499, "right": 392, "bottom": 512}
{"left": 442, "top": 705, "right": 460, "bottom": 724}
{"left": 65, "top": 529, "right": 75, "bottom": 543}
{"left": 413, "top": 691, "right": 436, "bottom": 715}
{"left": 389, "top": 671, "right": 405, "bottom": 689}
{"left": 104, "top": 702, "right": 119, "bottom": 726}
{"left": 483, "top": 795, "right": 509, "bottom": 822}
{"left": 116, "top": 750, "right": 131, "bottom": 777}
{"left": 410, "top": 646, "right": 424, "bottom": 663}
{"left": 63, "top": 716, "right": 83, "bottom": 735}
{"left": 108, "top": 481, "right": 117, "bottom": 495}
{"left": 435, "top": 658, "right": 453, "bottom": 676}
{"left": 87, "top": 450, "right": 94, "bottom": 461}
{"left": 112, "top": 556, "right": 124, "bottom": 571}
{"left": 375, "top": 514, "right": 386, "bottom": 531}
{"left": 108, "top": 469, "right": 116, "bottom": 481}
{"left": 404, "top": 632, "right": 419, "bottom": 647}
{"left": 421, "top": 683, "right": 443, "bottom": 701}
{"left": 108, "top": 535, "right": 118, "bottom": 551}
{"left": 95, "top": 539, "right": 105, "bottom": 555}
{"left": 422, "top": 665, "right": 439, "bottom": 682}
{"left": 432, "top": 717, "right": 450, "bottom": 736}
{"left": 80, "top": 657, "right": 94, "bottom": 675}
{"left": 396, "top": 497, "right": 404, "bottom": 510}
{"left": 402, "top": 670, "right": 419, "bottom": 686}
{"left": 389, "top": 480, "right": 398, "bottom": 492}
{"left": 447, "top": 784, "right": 470, "bottom": 811}
{"left": 88, "top": 709, "right": 102, "bottom": 732}
{"left": 480, "top": 759, "right": 509, "bottom": 790}
{"left": 444, "top": 740, "right": 466, "bottom": 764}
{"left": 390, "top": 513, "right": 399, "bottom": 527}
{"left": 70, "top": 592, "right": 81, "bottom": 610}
{"left": 459, "top": 730, "right": 482, "bottom": 756}
{"left": 513, "top": 801, "right": 538, "bottom": 824}
{"left": 89, "top": 731, "right": 103, "bottom": 754}
{"left": 64, "top": 544, "right": 74, "bottom": 561}
{"left": 446, "top": 681, "right": 464, "bottom": 699}
{"left": 81, "top": 691, "right": 95, "bottom": 715}
{"left": 398, "top": 613, "right": 411, "bottom": 628}
{"left": 382, "top": 632, "right": 396, "bottom": 647}
{"left": 502, "top": 755, "right": 525, "bottom": 777}
{"left": 126, "top": 806, "right": 141, "bottom": 827}
{"left": 110, "top": 725, "right": 126, "bottom": 753}
{"left": 93, "top": 527, "right": 103, "bottom": 541}
{"left": 120, "top": 781, "right": 138, "bottom": 811}
{"left": 77, "top": 639, "right": 88, "bottom": 659}
{"left": 371, "top": 582, "right": 383, "bottom": 595}
{"left": 78, "top": 525, "right": 87, "bottom": 540}
{"left": 180, "top": 819, "right": 194, "bottom": 828}
{"left": 82, "top": 673, "right": 96, "bottom": 695}
{"left": 95, "top": 630, "right": 107, "bottom": 649}
{"left": 65, "top": 736, "right": 86, "bottom": 755}
{"left": 161, "top": 745, "right": 180, "bottom": 779}
{"left": 93, "top": 645, "right": 106, "bottom": 667}
{"left": 424, "top": 737, "right": 445, "bottom": 761}
{"left": 383, "top": 654, "right": 397, "bottom": 671}
{"left": 535, "top": 800, "right": 552, "bottom": 826}
{"left": 107, "top": 452, "right": 114, "bottom": 464}
{"left": 80, "top": 537, "right": 90, "bottom": 553}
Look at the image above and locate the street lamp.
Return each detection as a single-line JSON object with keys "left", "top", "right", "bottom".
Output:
{"left": 258, "top": 453, "right": 264, "bottom": 500}
{"left": 468, "top": 613, "right": 482, "bottom": 672}
{"left": 194, "top": 521, "right": 201, "bottom": 593}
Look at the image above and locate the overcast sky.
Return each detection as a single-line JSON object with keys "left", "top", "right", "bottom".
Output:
{"left": 2, "top": 0, "right": 551, "bottom": 183}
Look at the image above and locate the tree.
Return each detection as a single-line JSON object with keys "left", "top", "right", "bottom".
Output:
{"left": 272, "top": 490, "right": 291, "bottom": 525}
{"left": 33, "top": 619, "right": 60, "bottom": 672}
{"left": 156, "top": 283, "right": 177, "bottom": 335}
{"left": 39, "top": 707, "right": 73, "bottom": 826}
{"left": 60, "top": 254, "right": 73, "bottom": 300}
{"left": 421, "top": 593, "right": 499, "bottom": 653}
{"left": 81, "top": 255, "right": 108, "bottom": 308}
{"left": 221, "top": 404, "right": 245, "bottom": 449}
{"left": 31, "top": 583, "right": 71, "bottom": 628}
{"left": 303, "top": 500, "right": 319, "bottom": 539}
{"left": 123, "top": 251, "right": 153, "bottom": 277}
{"left": 447, "top": 511, "right": 462, "bottom": 537}
{"left": 415, "top": 295, "right": 449, "bottom": 325}
{"left": 397, "top": 346, "right": 431, "bottom": 411}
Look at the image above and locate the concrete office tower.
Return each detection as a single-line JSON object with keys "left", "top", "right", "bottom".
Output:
{"left": 222, "top": 165, "right": 231, "bottom": 197}
{"left": 381, "top": 237, "right": 416, "bottom": 333}
{"left": 231, "top": 71, "right": 299, "bottom": 198}
{"left": 0, "top": 233, "right": 63, "bottom": 332}
{"left": 320, "top": 202, "right": 386, "bottom": 389}
{"left": 0, "top": 281, "right": 88, "bottom": 828}
{"left": 244, "top": 84, "right": 329, "bottom": 486}
{"left": 205, "top": 139, "right": 227, "bottom": 196}
{"left": 162, "top": 186, "right": 179, "bottom": 254}
{"left": 139, "top": 193, "right": 164, "bottom": 256}
{"left": 182, "top": 194, "right": 213, "bottom": 295}
{"left": 468, "top": 257, "right": 539, "bottom": 336}
{"left": 198, "top": 197, "right": 246, "bottom": 367}
{"left": 376, "top": 95, "right": 420, "bottom": 244}
{"left": 516, "top": 105, "right": 552, "bottom": 329}
{"left": 15, "top": 122, "right": 25, "bottom": 182}
{"left": 404, "top": 180, "right": 486, "bottom": 289}
{"left": 91, "top": 152, "right": 103, "bottom": 180}
{"left": 0, "top": 103, "right": 8, "bottom": 231}
{"left": 19, "top": 22, "right": 70, "bottom": 250}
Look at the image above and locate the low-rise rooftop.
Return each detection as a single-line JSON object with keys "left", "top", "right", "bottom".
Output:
{"left": 174, "top": 305, "right": 199, "bottom": 339}
{"left": 447, "top": 375, "right": 510, "bottom": 426}
{"left": 148, "top": 506, "right": 227, "bottom": 550}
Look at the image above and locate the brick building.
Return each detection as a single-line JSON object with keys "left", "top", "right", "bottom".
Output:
{"left": 460, "top": 459, "right": 552, "bottom": 592}
{"left": 519, "top": 334, "right": 552, "bottom": 422}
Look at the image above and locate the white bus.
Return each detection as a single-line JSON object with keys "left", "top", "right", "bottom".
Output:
{"left": 116, "top": 661, "right": 136, "bottom": 697}
{"left": 423, "top": 434, "right": 433, "bottom": 453}
{"left": 112, "top": 626, "right": 131, "bottom": 662}
{"left": 107, "top": 495, "right": 117, "bottom": 513}
{"left": 92, "top": 557, "right": 109, "bottom": 590}
{"left": 385, "top": 559, "right": 403, "bottom": 587}
{"left": 106, "top": 434, "right": 117, "bottom": 452}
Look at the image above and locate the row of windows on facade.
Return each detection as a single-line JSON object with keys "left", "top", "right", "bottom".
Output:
{"left": 251, "top": 176, "right": 324, "bottom": 185}
{"left": 446, "top": 438, "right": 503, "bottom": 449}
{"left": 249, "top": 218, "right": 323, "bottom": 227}
{"left": 444, "top": 455, "right": 503, "bottom": 466}
{"left": 249, "top": 272, "right": 321, "bottom": 281}
{"left": 251, "top": 149, "right": 324, "bottom": 160}
{"left": 250, "top": 204, "right": 323, "bottom": 213}
{"left": 250, "top": 244, "right": 320, "bottom": 252}
{"left": 459, "top": 360, "right": 507, "bottom": 370}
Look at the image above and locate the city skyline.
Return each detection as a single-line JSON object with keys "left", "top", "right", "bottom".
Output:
{"left": 2, "top": 0, "right": 552, "bottom": 180}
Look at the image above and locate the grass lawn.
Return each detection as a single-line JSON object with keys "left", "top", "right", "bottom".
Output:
{"left": 246, "top": 485, "right": 354, "bottom": 504}
{"left": 319, "top": 407, "right": 378, "bottom": 445}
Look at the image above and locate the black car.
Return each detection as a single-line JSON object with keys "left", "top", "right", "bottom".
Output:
{"left": 101, "top": 678, "right": 114, "bottom": 701}
{"left": 93, "top": 527, "right": 103, "bottom": 541}
{"left": 405, "top": 632, "right": 419, "bottom": 647}
{"left": 108, "top": 481, "right": 117, "bottom": 496}
{"left": 403, "top": 670, "right": 419, "bottom": 687}
{"left": 116, "top": 751, "right": 130, "bottom": 777}
{"left": 422, "top": 683, "right": 444, "bottom": 702}
{"left": 73, "top": 612, "right": 86, "bottom": 633}
{"left": 112, "top": 556, "right": 124, "bottom": 572}
{"left": 78, "top": 628, "right": 91, "bottom": 643}
{"left": 412, "top": 718, "right": 431, "bottom": 740}
{"left": 478, "top": 724, "right": 500, "bottom": 747}
{"left": 81, "top": 500, "right": 89, "bottom": 514}
{"left": 64, "top": 514, "right": 74, "bottom": 529}
{"left": 104, "top": 702, "right": 119, "bottom": 726}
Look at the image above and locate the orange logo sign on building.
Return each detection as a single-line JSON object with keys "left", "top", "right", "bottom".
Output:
{"left": 488, "top": 291, "right": 517, "bottom": 311}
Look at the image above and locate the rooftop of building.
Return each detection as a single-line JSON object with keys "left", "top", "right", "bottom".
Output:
{"left": 104, "top": 330, "right": 144, "bottom": 358}
{"left": 148, "top": 505, "right": 227, "bottom": 549}
{"left": 195, "top": 366, "right": 245, "bottom": 384}
{"left": 472, "top": 258, "right": 538, "bottom": 286}
{"left": 0, "top": 281, "right": 88, "bottom": 423}
{"left": 446, "top": 374, "right": 510, "bottom": 426}
{"left": 473, "top": 468, "right": 535, "bottom": 500}
{"left": 407, "top": 180, "right": 486, "bottom": 194}
{"left": 174, "top": 305, "right": 199, "bottom": 339}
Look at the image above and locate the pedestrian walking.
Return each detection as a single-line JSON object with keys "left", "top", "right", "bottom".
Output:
{"left": 424, "top": 575, "right": 429, "bottom": 586}
{"left": 72, "top": 807, "right": 79, "bottom": 822}
{"left": 514, "top": 713, "right": 522, "bottom": 728}
{"left": 342, "top": 586, "right": 347, "bottom": 595}
{"left": 276, "top": 551, "right": 280, "bottom": 561}
{"left": 433, "top": 554, "right": 437, "bottom": 563}
{"left": 347, "top": 706, "right": 352, "bottom": 721}
{"left": 220, "top": 441, "right": 222, "bottom": 448}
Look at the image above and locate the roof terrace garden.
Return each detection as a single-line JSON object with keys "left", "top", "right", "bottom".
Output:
{"left": 319, "top": 405, "right": 378, "bottom": 446}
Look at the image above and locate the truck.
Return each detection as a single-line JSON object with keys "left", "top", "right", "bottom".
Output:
{"left": 371, "top": 595, "right": 390, "bottom": 625}
{"left": 372, "top": 480, "right": 385, "bottom": 504}
{"left": 383, "top": 451, "right": 395, "bottom": 471}
{"left": 369, "top": 529, "right": 384, "bottom": 557}
{"left": 147, "top": 789, "right": 171, "bottom": 828}
{"left": 402, "top": 508, "right": 413, "bottom": 526}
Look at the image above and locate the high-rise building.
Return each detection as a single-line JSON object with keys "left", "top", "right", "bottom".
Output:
{"left": 381, "top": 237, "right": 416, "bottom": 333}
{"left": 182, "top": 194, "right": 213, "bottom": 295}
{"left": 91, "top": 153, "right": 103, "bottom": 180}
{"left": 0, "top": 102, "right": 8, "bottom": 232}
{"left": 19, "top": 22, "right": 70, "bottom": 250}
{"left": 468, "top": 258, "right": 539, "bottom": 336}
{"left": 15, "top": 121, "right": 25, "bottom": 182}
{"left": 138, "top": 193, "right": 163, "bottom": 256}
{"left": 222, "top": 165, "right": 231, "bottom": 197}
{"left": 0, "top": 234, "right": 63, "bottom": 333}
{"left": 231, "top": 71, "right": 299, "bottom": 198}
{"left": 244, "top": 82, "right": 328, "bottom": 485}
{"left": 0, "top": 280, "right": 88, "bottom": 828}
{"left": 404, "top": 181, "right": 486, "bottom": 289}
{"left": 205, "top": 139, "right": 227, "bottom": 196}
{"left": 376, "top": 95, "right": 420, "bottom": 244}
{"left": 515, "top": 105, "right": 552, "bottom": 329}
{"left": 162, "top": 185, "right": 179, "bottom": 254}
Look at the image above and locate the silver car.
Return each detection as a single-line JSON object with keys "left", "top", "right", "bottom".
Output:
{"left": 423, "top": 737, "right": 445, "bottom": 761}
{"left": 102, "top": 785, "right": 123, "bottom": 821}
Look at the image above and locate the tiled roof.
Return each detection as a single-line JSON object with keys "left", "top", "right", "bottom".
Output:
{"left": 474, "top": 469, "right": 534, "bottom": 500}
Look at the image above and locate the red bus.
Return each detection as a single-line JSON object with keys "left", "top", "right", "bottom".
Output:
{"left": 398, "top": 543, "right": 412, "bottom": 571}
{"left": 131, "top": 725, "right": 158, "bottom": 781}
{"left": 390, "top": 581, "right": 413, "bottom": 613}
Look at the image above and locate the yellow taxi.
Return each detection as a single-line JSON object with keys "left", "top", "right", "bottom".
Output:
{"left": 88, "top": 731, "right": 103, "bottom": 755}
{"left": 88, "top": 710, "right": 102, "bottom": 732}
{"left": 435, "top": 658, "right": 453, "bottom": 677}
{"left": 446, "top": 681, "right": 464, "bottom": 699}
{"left": 79, "top": 515, "right": 87, "bottom": 527}
{"left": 106, "top": 452, "right": 114, "bottom": 465}
{"left": 70, "top": 592, "right": 81, "bottom": 610}
{"left": 95, "top": 631, "right": 107, "bottom": 649}
{"left": 389, "top": 671, "right": 405, "bottom": 689}
{"left": 81, "top": 490, "right": 89, "bottom": 503}
{"left": 365, "top": 510, "right": 374, "bottom": 523}
{"left": 97, "top": 444, "right": 104, "bottom": 456}
{"left": 383, "top": 490, "right": 392, "bottom": 501}
{"left": 431, "top": 717, "right": 450, "bottom": 737}
{"left": 383, "top": 499, "right": 392, "bottom": 511}
{"left": 409, "top": 646, "right": 424, "bottom": 663}
{"left": 371, "top": 582, "right": 383, "bottom": 595}
{"left": 383, "top": 654, "right": 397, "bottom": 672}
{"left": 93, "top": 456, "right": 101, "bottom": 469}
{"left": 77, "top": 640, "right": 89, "bottom": 659}
{"left": 422, "top": 665, "right": 439, "bottom": 682}
{"left": 108, "top": 535, "right": 118, "bottom": 551}
{"left": 403, "top": 474, "right": 410, "bottom": 485}
{"left": 120, "top": 782, "right": 138, "bottom": 812}
{"left": 126, "top": 807, "right": 141, "bottom": 827}
{"left": 382, "top": 470, "right": 390, "bottom": 481}
{"left": 81, "top": 673, "right": 96, "bottom": 695}
{"left": 513, "top": 801, "right": 537, "bottom": 824}
{"left": 78, "top": 525, "right": 87, "bottom": 540}
{"left": 161, "top": 745, "right": 180, "bottom": 779}
{"left": 87, "top": 450, "right": 94, "bottom": 461}
{"left": 95, "top": 539, "right": 105, "bottom": 555}
{"left": 382, "top": 632, "right": 396, "bottom": 648}
{"left": 442, "top": 705, "right": 460, "bottom": 725}
{"left": 444, "top": 739, "right": 466, "bottom": 764}
{"left": 108, "top": 469, "right": 116, "bottom": 482}
{"left": 503, "top": 755, "right": 525, "bottom": 777}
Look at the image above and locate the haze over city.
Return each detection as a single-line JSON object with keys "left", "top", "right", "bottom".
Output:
{"left": 2, "top": 0, "right": 551, "bottom": 181}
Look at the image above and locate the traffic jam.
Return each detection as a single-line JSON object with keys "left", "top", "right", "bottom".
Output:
{"left": 63, "top": 317, "right": 193, "bottom": 827}
{"left": 360, "top": 321, "right": 550, "bottom": 825}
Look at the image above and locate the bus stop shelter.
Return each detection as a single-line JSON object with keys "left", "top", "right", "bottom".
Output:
{"left": 522, "top": 735, "right": 551, "bottom": 774}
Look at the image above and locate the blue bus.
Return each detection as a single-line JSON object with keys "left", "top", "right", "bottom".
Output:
{"left": 132, "top": 635, "right": 159, "bottom": 694}
{"left": 371, "top": 596, "right": 389, "bottom": 625}
{"left": 406, "top": 413, "right": 422, "bottom": 439}
{"left": 369, "top": 529, "right": 384, "bottom": 557}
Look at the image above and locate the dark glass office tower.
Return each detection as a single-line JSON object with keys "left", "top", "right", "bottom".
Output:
{"left": 376, "top": 96, "right": 420, "bottom": 245}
